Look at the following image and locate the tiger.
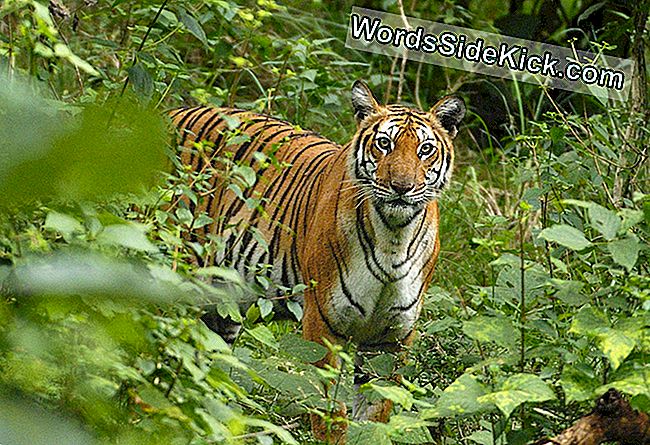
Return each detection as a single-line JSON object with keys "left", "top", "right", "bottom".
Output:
{"left": 169, "top": 80, "right": 465, "bottom": 443}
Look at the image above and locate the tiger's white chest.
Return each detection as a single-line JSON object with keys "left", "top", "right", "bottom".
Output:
{"left": 329, "top": 212, "right": 436, "bottom": 347}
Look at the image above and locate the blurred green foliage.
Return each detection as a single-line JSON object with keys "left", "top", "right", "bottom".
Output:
{"left": 0, "top": 0, "right": 648, "bottom": 444}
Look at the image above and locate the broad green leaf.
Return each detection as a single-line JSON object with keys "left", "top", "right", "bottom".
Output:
{"left": 253, "top": 366, "right": 322, "bottom": 402}
{"left": 597, "top": 367, "right": 650, "bottom": 397}
{"left": 608, "top": 235, "right": 641, "bottom": 271}
{"left": 196, "top": 266, "right": 243, "bottom": 285}
{"left": 287, "top": 300, "right": 303, "bottom": 321}
{"left": 597, "top": 329, "right": 636, "bottom": 370}
{"left": 44, "top": 211, "right": 83, "bottom": 240}
{"left": 588, "top": 203, "right": 621, "bottom": 240}
{"left": 127, "top": 63, "right": 153, "bottom": 98}
{"left": 560, "top": 365, "right": 598, "bottom": 403}
{"left": 348, "top": 422, "right": 391, "bottom": 445}
{"left": 7, "top": 251, "right": 179, "bottom": 302}
{"left": 467, "top": 430, "right": 494, "bottom": 445}
{"left": 569, "top": 306, "right": 610, "bottom": 336}
{"left": 549, "top": 279, "right": 587, "bottom": 306}
{"left": 386, "top": 415, "right": 433, "bottom": 444}
{"left": 538, "top": 224, "right": 591, "bottom": 251}
{"left": 478, "top": 374, "right": 555, "bottom": 418}
{"left": 235, "top": 165, "right": 257, "bottom": 188}
{"left": 278, "top": 333, "right": 327, "bottom": 363}
{"left": 177, "top": 7, "right": 208, "bottom": 45}
{"left": 53, "top": 43, "right": 99, "bottom": 76}
{"left": 257, "top": 297, "right": 273, "bottom": 319}
{"left": 620, "top": 209, "right": 644, "bottom": 231}
{"left": 243, "top": 418, "right": 298, "bottom": 445}
{"left": 246, "top": 325, "right": 278, "bottom": 350}
{"left": 463, "top": 315, "right": 517, "bottom": 349}
{"left": 97, "top": 224, "right": 158, "bottom": 252}
{"left": 365, "top": 383, "right": 414, "bottom": 410}
{"left": 0, "top": 396, "right": 98, "bottom": 445}
{"left": 0, "top": 76, "right": 167, "bottom": 205}
{"left": 421, "top": 374, "right": 490, "bottom": 418}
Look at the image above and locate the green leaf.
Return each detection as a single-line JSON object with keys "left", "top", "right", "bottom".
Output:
{"left": 348, "top": 422, "right": 391, "bottom": 445}
{"left": 597, "top": 329, "right": 636, "bottom": 370}
{"left": 386, "top": 415, "right": 434, "bottom": 443}
{"left": 44, "top": 211, "right": 83, "bottom": 240}
{"left": 569, "top": 306, "right": 610, "bottom": 336}
{"left": 97, "top": 224, "right": 158, "bottom": 252}
{"left": 196, "top": 266, "right": 243, "bottom": 285}
{"left": 365, "top": 383, "right": 414, "bottom": 410}
{"left": 538, "top": 224, "right": 591, "bottom": 251}
{"left": 421, "top": 374, "right": 490, "bottom": 418}
{"left": 608, "top": 235, "right": 641, "bottom": 271}
{"left": 620, "top": 209, "right": 644, "bottom": 231}
{"left": 7, "top": 251, "right": 179, "bottom": 302}
{"left": 588, "top": 203, "right": 621, "bottom": 240}
{"left": 597, "top": 367, "right": 650, "bottom": 397}
{"left": 278, "top": 333, "right": 327, "bottom": 362}
{"left": 257, "top": 298, "right": 273, "bottom": 319}
{"left": 177, "top": 7, "right": 208, "bottom": 45}
{"left": 0, "top": 78, "right": 167, "bottom": 205}
{"left": 0, "top": 396, "right": 98, "bottom": 445}
{"left": 235, "top": 165, "right": 257, "bottom": 188}
{"left": 478, "top": 374, "right": 555, "bottom": 418}
{"left": 467, "top": 430, "right": 494, "bottom": 445}
{"left": 246, "top": 325, "right": 278, "bottom": 350}
{"left": 243, "top": 418, "right": 298, "bottom": 445}
{"left": 287, "top": 300, "right": 303, "bottom": 321}
{"left": 126, "top": 63, "right": 153, "bottom": 98}
{"left": 463, "top": 315, "right": 517, "bottom": 349}
{"left": 560, "top": 365, "right": 598, "bottom": 403}
{"left": 549, "top": 279, "right": 587, "bottom": 306}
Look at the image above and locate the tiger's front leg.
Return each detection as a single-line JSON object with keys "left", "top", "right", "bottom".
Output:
{"left": 302, "top": 287, "right": 349, "bottom": 444}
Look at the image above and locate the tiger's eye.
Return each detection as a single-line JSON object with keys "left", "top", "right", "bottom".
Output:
{"left": 419, "top": 141, "right": 435, "bottom": 157}
{"left": 375, "top": 136, "right": 392, "bottom": 152}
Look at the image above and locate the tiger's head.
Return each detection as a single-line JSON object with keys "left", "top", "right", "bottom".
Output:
{"left": 349, "top": 80, "right": 465, "bottom": 228}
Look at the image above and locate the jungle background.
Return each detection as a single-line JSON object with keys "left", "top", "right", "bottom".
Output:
{"left": 0, "top": 0, "right": 648, "bottom": 444}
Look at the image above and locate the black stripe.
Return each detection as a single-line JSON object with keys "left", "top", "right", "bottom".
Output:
{"left": 313, "top": 294, "right": 347, "bottom": 340}
{"left": 169, "top": 107, "right": 189, "bottom": 119}
{"left": 329, "top": 240, "right": 365, "bottom": 316}
{"left": 180, "top": 107, "right": 216, "bottom": 146}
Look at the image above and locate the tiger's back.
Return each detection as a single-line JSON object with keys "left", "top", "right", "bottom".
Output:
{"left": 169, "top": 106, "right": 341, "bottom": 298}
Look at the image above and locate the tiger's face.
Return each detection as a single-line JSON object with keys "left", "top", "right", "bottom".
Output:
{"left": 350, "top": 81, "right": 466, "bottom": 228}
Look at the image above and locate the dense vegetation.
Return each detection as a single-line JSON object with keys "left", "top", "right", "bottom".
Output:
{"left": 0, "top": 0, "right": 648, "bottom": 444}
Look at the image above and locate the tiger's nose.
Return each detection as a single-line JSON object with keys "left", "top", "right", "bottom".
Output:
{"left": 390, "top": 179, "right": 415, "bottom": 195}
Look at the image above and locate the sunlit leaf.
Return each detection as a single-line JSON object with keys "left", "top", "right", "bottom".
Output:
{"left": 608, "top": 234, "right": 641, "bottom": 271}
{"left": 463, "top": 315, "right": 517, "bottom": 349}
{"left": 478, "top": 374, "right": 555, "bottom": 418}
{"left": 421, "top": 374, "right": 490, "bottom": 418}
{"left": 348, "top": 422, "right": 391, "bottom": 445}
{"left": 246, "top": 325, "right": 277, "bottom": 350}
{"left": 97, "top": 224, "right": 158, "bottom": 252}
{"left": 365, "top": 383, "right": 414, "bottom": 410}
{"left": 597, "top": 329, "right": 636, "bottom": 370}
{"left": 538, "top": 224, "right": 591, "bottom": 251}
{"left": 588, "top": 203, "right": 621, "bottom": 240}
{"left": 279, "top": 333, "right": 327, "bottom": 362}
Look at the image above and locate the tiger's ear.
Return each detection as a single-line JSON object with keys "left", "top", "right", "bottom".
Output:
{"left": 430, "top": 96, "right": 466, "bottom": 139}
{"left": 351, "top": 80, "right": 381, "bottom": 124}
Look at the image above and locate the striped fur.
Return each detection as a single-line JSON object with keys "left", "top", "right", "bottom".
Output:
{"left": 170, "top": 81, "right": 465, "bottom": 440}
